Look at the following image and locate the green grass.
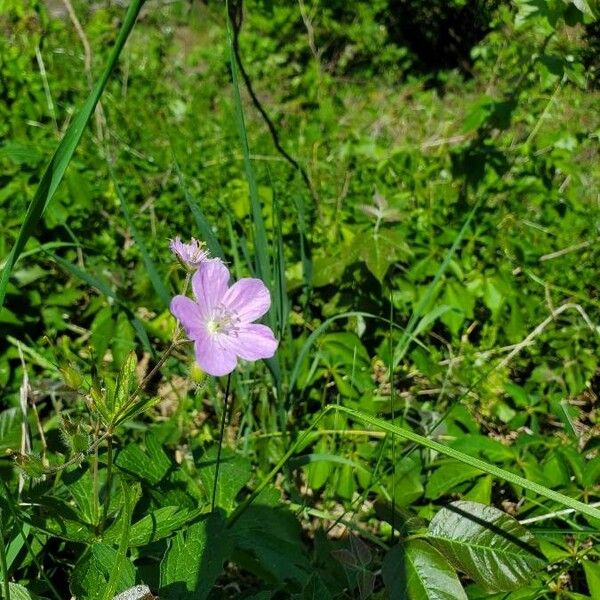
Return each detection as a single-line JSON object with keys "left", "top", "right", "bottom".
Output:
{"left": 0, "top": 0, "right": 599, "bottom": 598}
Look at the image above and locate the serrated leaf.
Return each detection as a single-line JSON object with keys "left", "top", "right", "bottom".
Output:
{"left": 427, "top": 501, "right": 544, "bottom": 591}
{"left": 2, "top": 583, "right": 45, "bottom": 600}
{"left": 197, "top": 447, "right": 251, "bottom": 511}
{"left": 104, "top": 506, "right": 201, "bottom": 547}
{"left": 115, "top": 433, "right": 171, "bottom": 485}
{"left": 111, "top": 351, "right": 138, "bottom": 419}
{"left": 233, "top": 488, "right": 311, "bottom": 585}
{"left": 383, "top": 540, "right": 467, "bottom": 600}
{"left": 159, "top": 513, "right": 232, "bottom": 600}
{"left": 70, "top": 545, "right": 135, "bottom": 600}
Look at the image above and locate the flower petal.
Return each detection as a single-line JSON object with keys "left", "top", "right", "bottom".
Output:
{"left": 194, "top": 334, "right": 238, "bottom": 377}
{"left": 222, "top": 278, "right": 271, "bottom": 323}
{"left": 192, "top": 259, "right": 230, "bottom": 314}
{"left": 170, "top": 295, "right": 203, "bottom": 339}
{"left": 230, "top": 323, "right": 278, "bottom": 362}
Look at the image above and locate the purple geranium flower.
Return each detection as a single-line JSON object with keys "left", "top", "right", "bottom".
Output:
{"left": 169, "top": 236, "right": 211, "bottom": 268}
{"left": 170, "top": 260, "right": 278, "bottom": 376}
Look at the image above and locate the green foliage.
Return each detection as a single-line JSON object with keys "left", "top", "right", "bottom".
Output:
{"left": 1, "top": 0, "right": 599, "bottom": 598}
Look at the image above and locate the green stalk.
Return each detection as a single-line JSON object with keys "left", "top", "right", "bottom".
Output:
{"left": 101, "top": 436, "right": 114, "bottom": 533}
{"left": 103, "top": 481, "right": 133, "bottom": 600}
{"left": 0, "top": 510, "right": 10, "bottom": 600}
{"left": 0, "top": 0, "right": 145, "bottom": 312}
{"left": 212, "top": 374, "right": 233, "bottom": 512}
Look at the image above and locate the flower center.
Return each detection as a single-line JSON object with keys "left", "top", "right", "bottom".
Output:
{"left": 205, "top": 304, "right": 240, "bottom": 337}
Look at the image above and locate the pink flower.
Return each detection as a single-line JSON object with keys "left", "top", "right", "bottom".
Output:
{"left": 169, "top": 236, "right": 211, "bottom": 268}
{"left": 170, "top": 260, "right": 278, "bottom": 376}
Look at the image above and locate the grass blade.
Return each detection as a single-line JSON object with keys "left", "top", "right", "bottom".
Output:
{"left": 393, "top": 196, "right": 482, "bottom": 368}
{"left": 332, "top": 405, "right": 600, "bottom": 522}
{"left": 230, "top": 404, "right": 600, "bottom": 526}
{"left": 225, "top": 2, "right": 271, "bottom": 285}
{"left": 111, "top": 170, "right": 170, "bottom": 306}
{"left": 171, "top": 150, "right": 224, "bottom": 259}
{"left": 0, "top": 0, "right": 145, "bottom": 313}
{"left": 45, "top": 250, "right": 152, "bottom": 354}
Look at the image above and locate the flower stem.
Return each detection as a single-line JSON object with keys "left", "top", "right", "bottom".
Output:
{"left": 0, "top": 507, "right": 11, "bottom": 600}
{"left": 100, "top": 434, "right": 113, "bottom": 534}
{"left": 211, "top": 373, "right": 232, "bottom": 513}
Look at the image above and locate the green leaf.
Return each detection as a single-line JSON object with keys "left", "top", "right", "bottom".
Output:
{"left": 427, "top": 501, "right": 544, "bottom": 591}
{"left": 570, "top": 0, "right": 600, "bottom": 18}
{"left": 583, "top": 560, "right": 600, "bottom": 598}
{"left": 425, "top": 462, "right": 483, "bottom": 500}
{"left": 233, "top": 488, "right": 311, "bottom": 585}
{"left": 110, "top": 351, "right": 138, "bottom": 421}
{"left": 159, "top": 513, "right": 232, "bottom": 600}
{"left": 298, "top": 573, "right": 333, "bottom": 600}
{"left": 115, "top": 433, "right": 172, "bottom": 485}
{"left": 125, "top": 506, "right": 201, "bottom": 547}
{"left": 0, "top": 0, "right": 145, "bottom": 313}
{"left": 70, "top": 545, "right": 135, "bottom": 600}
{"left": 197, "top": 447, "right": 251, "bottom": 512}
{"left": 2, "top": 583, "right": 44, "bottom": 600}
{"left": 0, "top": 408, "right": 21, "bottom": 454}
{"left": 357, "top": 229, "right": 411, "bottom": 282}
{"left": 382, "top": 540, "right": 467, "bottom": 600}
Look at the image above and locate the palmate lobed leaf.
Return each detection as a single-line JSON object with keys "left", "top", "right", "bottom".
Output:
{"left": 427, "top": 501, "right": 545, "bottom": 592}
{"left": 70, "top": 545, "right": 136, "bottom": 600}
{"left": 159, "top": 513, "right": 232, "bottom": 600}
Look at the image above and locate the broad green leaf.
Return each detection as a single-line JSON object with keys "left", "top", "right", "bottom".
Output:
{"left": 382, "top": 540, "right": 467, "bottom": 600}
{"left": 127, "top": 506, "right": 201, "bottom": 547}
{"left": 425, "top": 462, "right": 483, "bottom": 499}
{"left": 571, "top": 0, "right": 600, "bottom": 18}
{"left": 115, "top": 434, "right": 171, "bottom": 485}
{"left": 110, "top": 351, "right": 138, "bottom": 420}
{"left": 583, "top": 560, "right": 600, "bottom": 598}
{"left": 70, "top": 545, "right": 135, "bottom": 600}
{"left": 62, "top": 466, "right": 101, "bottom": 526}
{"left": 197, "top": 447, "right": 251, "bottom": 512}
{"left": 233, "top": 488, "right": 311, "bottom": 585}
{"left": 0, "top": 0, "right": 145, "bottom": 313}
{"left": 159, "top": 513, "right": 232, "bottom": 600}
{"left": 427, "top": 501, "right": 544, "bottom": 591}
{"left": 356, "top": 229, "right": 411, "bottom": 282}
{"left": 103, "top": 506, "right": 201, "bottom": 547}
{"left": 298, "top": 573, "right": 333, "bottom": 600}
{"left": 2, "top": 583, "right": 44, "bottom": 600}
